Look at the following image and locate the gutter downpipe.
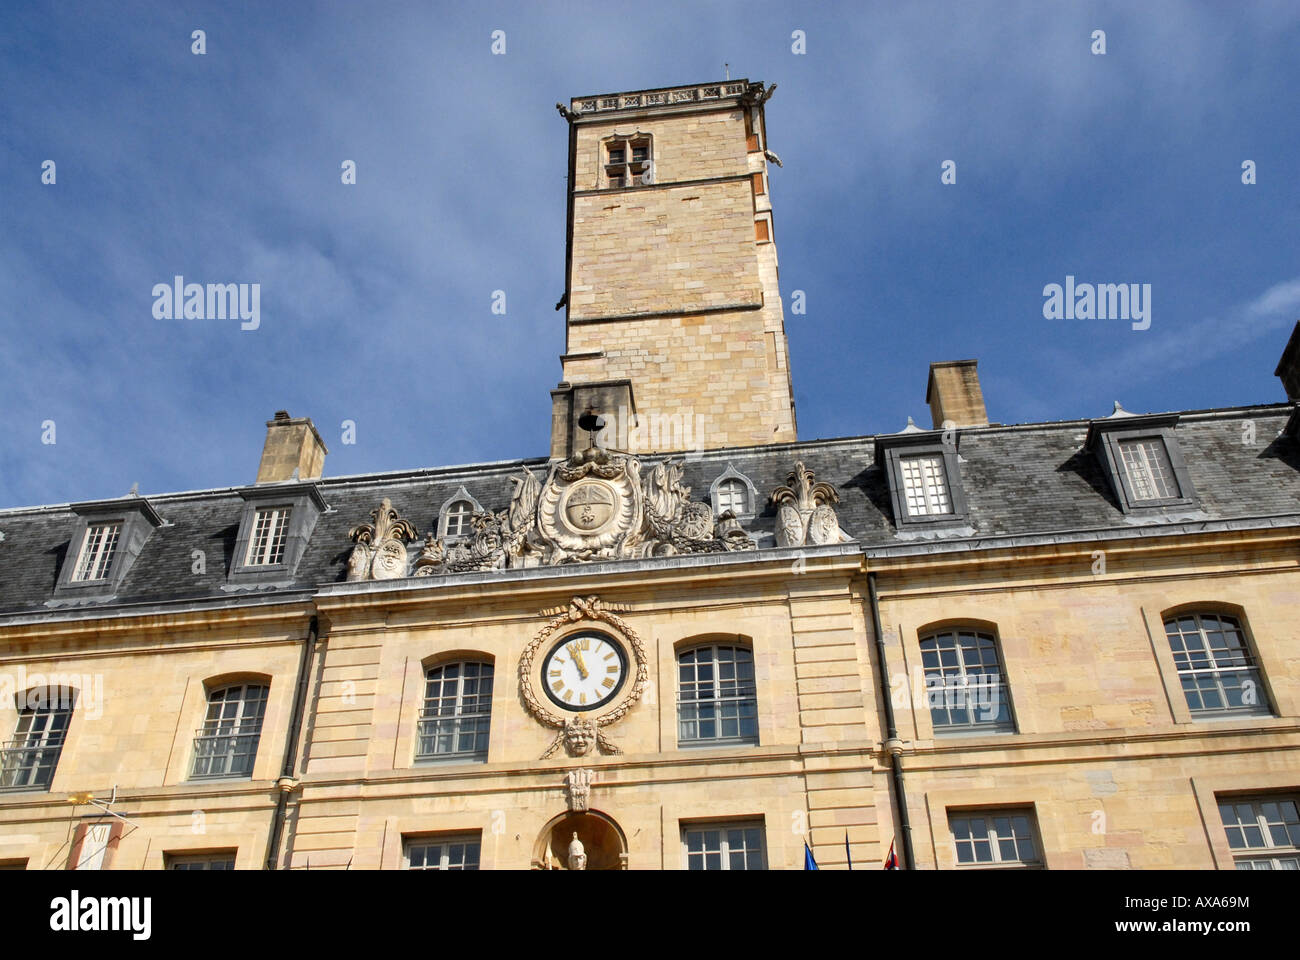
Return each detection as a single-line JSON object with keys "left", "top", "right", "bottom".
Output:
{"left": 868, "top": 570, "right": 916, "bottom": 869}
{"left": 264, "top": 614, "right": 319, "bottom": 870}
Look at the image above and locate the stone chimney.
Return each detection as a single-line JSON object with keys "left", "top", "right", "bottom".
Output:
{"left": 256, "top": 411, "right": 328, "bottom": 483}
{"left": 550, "top": 379, "right": 635, "bottom": 459}
{"left": 926, "top": 360, "right": 989, "bottom": 429}
{"left": 1275, "top": 321, "right": 1300, "bottom": 401}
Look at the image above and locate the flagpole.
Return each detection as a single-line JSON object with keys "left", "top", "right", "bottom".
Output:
{"left": 845, "top": 830, "right": 852, "bottom": 870}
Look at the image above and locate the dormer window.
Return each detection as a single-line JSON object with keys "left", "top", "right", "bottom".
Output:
{"left": 899, "top": 454, "right": 953, "bottom": 517}
{"left": 245, "top": 507, "right": 291, "bottom": 566}
{"left": 72, "top": 523, "right": 122, "bottom": 581}
{"left": 876, "top": 429, "right": 970, "bottom": 530}
{"left": 716, "top": 480, "right": 746, "bottom": 515}
{"left": 228, "top": 483, "right": 325, "bottom": 585}
{"left": 1117, "top": 438, "right": 1179, "bottom": 501}
{"left": 709, "top": 464, "right": 758, "bottom": 519}
{"left": 1085, "top": 409, "right": 1195, "bottom": 513}
{"left": 437, "top": 486, "right": 484, "bottom": 541}
{"left": 605, "top": 135, "right": 652, "bottom": 188}
{"left": 444, "top": 501, "right": 473, "bottom": 539}
{"left": 52, "top": 497, "right": 163, "bottom": 601}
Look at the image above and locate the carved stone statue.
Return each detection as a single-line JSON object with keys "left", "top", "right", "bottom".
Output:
{"left": 565, "top": 768, "right": 594, "bottom": 812}
{"left": 346, "top": 499, "right": 419, "bottom": 581}
{"left": 770, "top": 462, "right": 852, "bottom": 547}
{"left": 567, "top": 832, "right": 587, "bottom": 871}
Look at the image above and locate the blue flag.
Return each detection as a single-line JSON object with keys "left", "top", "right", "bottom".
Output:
{"left": 804, "top": 841, "right": 818, "bottom": 870}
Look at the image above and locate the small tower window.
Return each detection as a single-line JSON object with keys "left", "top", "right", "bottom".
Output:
{"left": 604, "top": 136, "right": 652, "bottom": 188}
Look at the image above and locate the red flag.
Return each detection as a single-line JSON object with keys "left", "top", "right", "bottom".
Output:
{"left": 883, "top": 838, "right": 898, "bottom": 870}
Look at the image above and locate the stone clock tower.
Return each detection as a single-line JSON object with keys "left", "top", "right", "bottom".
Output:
{"left": 550, "top": 79, "right": 797, "bottom": 458}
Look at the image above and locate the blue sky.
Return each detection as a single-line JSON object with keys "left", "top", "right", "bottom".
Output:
{"left": 2, "top": 0, "right": 1297, "bottom": 508}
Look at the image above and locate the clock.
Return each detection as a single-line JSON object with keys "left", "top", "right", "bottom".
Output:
{"left": 541, "top": 630, "right": 628, "bottom": 712}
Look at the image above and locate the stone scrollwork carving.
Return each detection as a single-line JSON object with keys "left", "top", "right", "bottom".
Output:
{"left": 351, "top": 437, "right": 755, "bottom": 578}
{"left": 565, "top": 768, "right": 594, "bottom": 812}
{"left": 521, "top": 596, "right": 648, "bottom": 759}
{"left": 641, "top": 459, "right": 754, "bottom": 556}
{"left": 346, "top": 498, "right": 419, "bottom": 581}
{"left": 770, "top": 462, "right": 853, "bottom": 548}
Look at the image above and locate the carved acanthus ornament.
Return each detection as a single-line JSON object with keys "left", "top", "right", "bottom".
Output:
{"left": 346, "top": 498, "right": 419, "bottom": 581}
{"left": 770, "top": 462, "right": 852, "bottom": 548}
{"left": 564, "top": 768, "right": 594, "bottom": 812}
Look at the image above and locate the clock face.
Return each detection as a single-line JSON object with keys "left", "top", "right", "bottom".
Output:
{"left": 542, "top": 630, "right": 628, "bottom": 712}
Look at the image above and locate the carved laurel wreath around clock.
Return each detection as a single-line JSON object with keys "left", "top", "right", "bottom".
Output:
{"left": 519, "top": 595, "right": 649, "bottom": 757}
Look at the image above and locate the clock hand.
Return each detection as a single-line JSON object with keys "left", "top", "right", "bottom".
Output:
{"left": 568, "top": 643, "right": 589, "bottom": 680}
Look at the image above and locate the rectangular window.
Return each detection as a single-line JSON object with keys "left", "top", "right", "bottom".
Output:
{"left": 167, "top": 852, "right": 237, "bottom": 870}
{"left": 405, "top": 834, "right": 481, "bottom": 870}
{"left": 0, "top": 859, "right": 27, "bottom": 870}
{"left": 682, "top": 820, "right": 766, "bottom": 870}
{"left": 1, "top": 698, "right": 72, "bottom": 791}
{"left": 73, "top": 522, "right": 121, "bottom": 581}
{"left": 900, "top": 454, "right": 953, "bottom": 517}
{"left": 1164, "top": 613, "right": 1270, "bottom": 717}
{"left": 949, "top": 809, "right": 1042, "bottom": 868}
{"left": 1119, "top": 438, "right": 1179, "bottom": 501}
{"left": 245, "top": 507, "right": 291, "bottom": 566}
{"left": 1218, "top": 796, "right": 1300, "bottom": 869}
{"left": 605, "top": 138, "right": 651, "bottom": 188}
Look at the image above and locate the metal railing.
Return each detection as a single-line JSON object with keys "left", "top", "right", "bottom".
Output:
{"left": 0, "top": 738, "right": 64, "bottom": 791}
{"left": 190, "top": 729, "right": 261, "bottom": 779}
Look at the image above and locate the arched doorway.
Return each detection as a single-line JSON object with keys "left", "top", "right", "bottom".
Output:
{"left": 532, "top": 809, "right": 628, "bottom": 870}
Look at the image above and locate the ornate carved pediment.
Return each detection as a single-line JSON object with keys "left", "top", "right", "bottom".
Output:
{"left": 770, "top": 462, "right": 852, "bottom": 547}
{"left": 353, "top": 441, "right": 753, "bottom": 578}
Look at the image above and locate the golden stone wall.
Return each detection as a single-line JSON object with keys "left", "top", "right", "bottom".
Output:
{"left": 563, "top": 105, "right": 796, "bottom": 452}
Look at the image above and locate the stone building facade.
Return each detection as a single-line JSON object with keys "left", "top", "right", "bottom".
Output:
{"left": 1, "top": 81, "right": 1298, "bottom": 871}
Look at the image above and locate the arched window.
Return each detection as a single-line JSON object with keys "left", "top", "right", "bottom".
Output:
{"left": 919, "top": 627, "right": 1014, "bottom": 733}
{"left": 443, "top": 501, "right": 474, "bottom": 539}
{"left": 1, "top": 687, "right": 74, "bottom": 791}
{"left": 1163, "top": 612, "right": 1270, "bottom": 717}
{"left": 416, "top": 661, "right": 494, "bottom": 761}
{"left": 715, "top": 479, "right": 748, "bottom": 516}
{"left": 709, "top": 464, "right": 757, "bottom": 518}
{"left": 438, "top": 486, "right": 483, "bottom": 540}
{"left": 191, "top": 683, "right": 268, "bottom": 779}
{"left": 677, "top": 644, "right": 758, "bottom": 746}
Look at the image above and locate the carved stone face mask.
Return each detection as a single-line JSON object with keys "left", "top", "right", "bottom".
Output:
{"left": 563, "top": 717, "right": 596, "bottom": 756}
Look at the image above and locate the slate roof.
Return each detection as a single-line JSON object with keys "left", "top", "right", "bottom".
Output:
{"left": 0, "top": 405, "right": 1297, "bottom": 618}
